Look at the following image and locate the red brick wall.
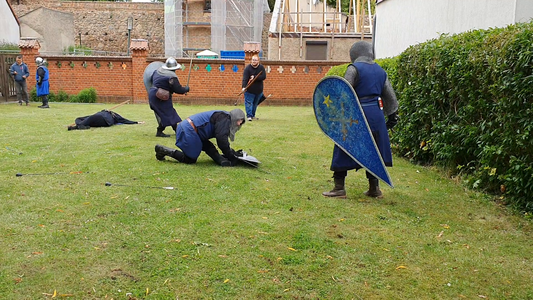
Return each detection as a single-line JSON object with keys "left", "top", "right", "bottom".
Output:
{"left": 26, "top": 48, "right": 341, "bottom": 106}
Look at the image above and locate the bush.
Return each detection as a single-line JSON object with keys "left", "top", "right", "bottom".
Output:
{"left": 390, "top": 21, "right": 533, "bottom": 211}
{"left": 76, "top": 87, "right": 97, "bottom": 103}
{"left": 55, "top": 90, "right": 70, "bottom": 102}
{"left": 0, "top": 43, "right": 19, "bottom": 51}
{"left": 30, "top": 88, "right": 97, "bottom": 104}
{"left": 66, "top": 45, "right": 93, "bottom": 56}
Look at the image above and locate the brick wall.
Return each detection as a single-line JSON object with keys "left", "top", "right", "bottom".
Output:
{"left": 23, "top": 39, "right": 341, "bottom": 106}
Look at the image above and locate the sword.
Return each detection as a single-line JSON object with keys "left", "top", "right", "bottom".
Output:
{"left": 238, "top": 70, "right": 263, "bottom": 96}
{"left": 105, "top": 182, "right": 175, "bottom": 190}
{"left": 372, "top": 14, "right": 377, "bottom": 60}
{"left": 107, "top": 100, "right": 130, "bottom": 111}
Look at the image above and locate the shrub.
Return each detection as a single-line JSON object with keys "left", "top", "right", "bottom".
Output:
{"left": 30, "top": 88, "right": 97, "bottom": 103}
{"left": 55, "top": 90, "right": 70, "bottom": 102}
{"left": 66, "top": 45, "right": 93, "bottom": 56}
{"left": 29, "top": 88, "right": 37, "bottom": 102}
{"left": 77, "top": 87, "right": 97, "bottom": 103}
{"left": 390, "top": 21, "right": 533, "bottom": 211}
{"left": 0, "top": 43, "right": 19, "bottom": 51}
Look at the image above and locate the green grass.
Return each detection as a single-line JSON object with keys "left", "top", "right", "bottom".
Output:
{"left": 1, "top": 103, "right": 532, "bottom": 299}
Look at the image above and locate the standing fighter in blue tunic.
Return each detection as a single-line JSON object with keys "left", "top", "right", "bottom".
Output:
{"left": 35, "top": 57, "right": 50, "bottom": 109}
{"left": 323, "top": 41, "right": 399, "bottom": 198}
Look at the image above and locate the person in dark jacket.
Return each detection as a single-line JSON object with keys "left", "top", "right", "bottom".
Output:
{"left": 154, "top": 109, "right": 246, "bottom": 167}
{"left": 9, "top": 55, "right": 30, "bottom": 106}
{"left": 67, "top": 110, "right": 143, "bottom": 130}
{"left": 148, "top": 57, "right": 190, "bottom": 137}
{"left": 241, "top": 55, "right": 266, "bottom": 121}
{"left": 323, "top": 41, "right": 399, "bottom": 199}
{"left": 35, "top": 57, "right": 50, "bottom": 109}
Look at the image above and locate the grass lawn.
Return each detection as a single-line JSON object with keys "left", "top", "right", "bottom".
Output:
{"left": 1, "top": 102, "right": 532, "bottom": 299}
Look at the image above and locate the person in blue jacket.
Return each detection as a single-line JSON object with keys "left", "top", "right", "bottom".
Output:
{"left": 148, "top": 57, "right": 190, "bottom": 137}
{"left": 323, "top": 41, "right": 399, "bottom": 199}
{"left": 154, "top": 109, "right": 246, "bottom": 167}
{"left": 35, "top": 57, "right": 50, "bottom": 108}
{"left": 10, "top": 55, "right": 30, "bottom": 106}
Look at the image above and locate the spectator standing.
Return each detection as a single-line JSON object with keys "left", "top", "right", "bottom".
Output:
{"left": 241, "top": 55, "right": 266, "bottom": 121}
{"left": 9, "top": 55, "right": 30, "bottom": 106}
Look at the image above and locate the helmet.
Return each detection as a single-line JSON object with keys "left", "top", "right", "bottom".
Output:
{"left": 35, "top": 57, "right": 45, "bottom": 66}
{"left": 162, "top": 57, "right": 181, "bottom": 70}
{"left": 349, "top": 41, "right": 374, "bottom": 63}
{"left": 229, "top": 109, "right": 245, "bottom": 142}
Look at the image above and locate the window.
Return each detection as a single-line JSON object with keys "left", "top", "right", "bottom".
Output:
{"left": 306, "top": 41, "right": 328, "bottom": 60}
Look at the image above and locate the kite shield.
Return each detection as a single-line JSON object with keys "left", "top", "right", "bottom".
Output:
{"left": 143, "top": 61, "right": 164, "bottom": 93}
{"left": 313, "top": 75, "right": 393, "bottom": 188}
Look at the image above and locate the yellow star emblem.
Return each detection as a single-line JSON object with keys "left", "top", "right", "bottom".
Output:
{"left": 323, "top": 95, "right": 332, "bottom": 107}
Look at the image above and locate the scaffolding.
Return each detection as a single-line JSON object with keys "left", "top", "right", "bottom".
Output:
{"left": 270, "top": 0, "right": 373, "bottom": 34}
{"left": 164, "top": 0, "right": 183, "bottom": 57}
{"left": 268, "top": 0, "right": 373, "bottom": 60}
{"left": 164, "top": 0, "right": 264, "bottom": 58}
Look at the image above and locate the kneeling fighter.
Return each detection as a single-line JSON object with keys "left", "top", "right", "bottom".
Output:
{"left": 154, "top": 109, "right": 246, "bottom": 166}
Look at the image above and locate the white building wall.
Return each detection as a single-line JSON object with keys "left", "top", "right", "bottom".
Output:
{"left": 0, "top": 1, "right": 20, "bottom": 45}
{"left": 516, "top": 0, "right": 533, "bottom": 23}
{"left": 374, "top": 0, "right": 533, "bottom": 59}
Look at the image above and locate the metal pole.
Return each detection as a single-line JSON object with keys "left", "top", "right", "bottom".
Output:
{"left": 127, "top": 29, "right": 131, "bottom": 56}
{"left": 127, "top": 16, "right": 133, "bottom": 56}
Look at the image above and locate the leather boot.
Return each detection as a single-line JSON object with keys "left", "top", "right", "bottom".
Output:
{"left": 155, "top": 144, "right": 185, "bottom": 162}
{"left": 322, "top": 177, "right": 346, "bottom": 198}
{"left": 156, "top": 126, "right": 170, "bottom": 137}
{"left": 38, "top": 96, "right": 49, "bottom": 108}
{"left": 364, "top": 178, "right": 383, "bottom": 198}
{"left": 155, "top": 144, "right": 174, "bottom": 161}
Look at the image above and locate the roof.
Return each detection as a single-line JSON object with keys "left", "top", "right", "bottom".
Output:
{"left": 196, "top": 49, "right": 218, "bottom": 56}
{"left": 5, "top": 0, "right": 20, "bottom": 25}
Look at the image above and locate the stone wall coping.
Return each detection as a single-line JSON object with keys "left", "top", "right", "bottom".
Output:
{"left": 42, "top": 55, "right": 133, "bottom": 62}
{"left": 19, "top": 38, "right": 40, "bottom": 49}
{"left": 166, "top": 58, "right": 347, "bottom": 66}
{"left": 130, "top": 39, "right": 149, "bottom": 51}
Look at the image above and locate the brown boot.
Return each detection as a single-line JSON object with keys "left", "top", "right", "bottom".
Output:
{"left": 364, "top": 178, "right": 383, "bottom": 198}
{"left": 322, "top": 177, "right": 346, "bottom": 198}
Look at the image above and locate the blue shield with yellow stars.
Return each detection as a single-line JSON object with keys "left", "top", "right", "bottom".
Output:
{"left": 313, "top": 75, "right": 393, "bottom": 187}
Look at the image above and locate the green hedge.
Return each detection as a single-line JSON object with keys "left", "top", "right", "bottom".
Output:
{"left": 30, "top": 87, "right": 97, "bottom": 103}
{"left": 390, "top": 22, "right": 533, "bottom": 211}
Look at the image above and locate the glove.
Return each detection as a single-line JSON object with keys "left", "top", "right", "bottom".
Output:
{"left": 386, "top": 112, "right": 399, "bottom": 130}
{"left": 184, "top": 86, "right": 190, "bottom": 93}
{"left": 220, "top": 158, "right": 235, "bottom": 167}
{"left": 232, "top": 149, "right": 244, "bottom": 157}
